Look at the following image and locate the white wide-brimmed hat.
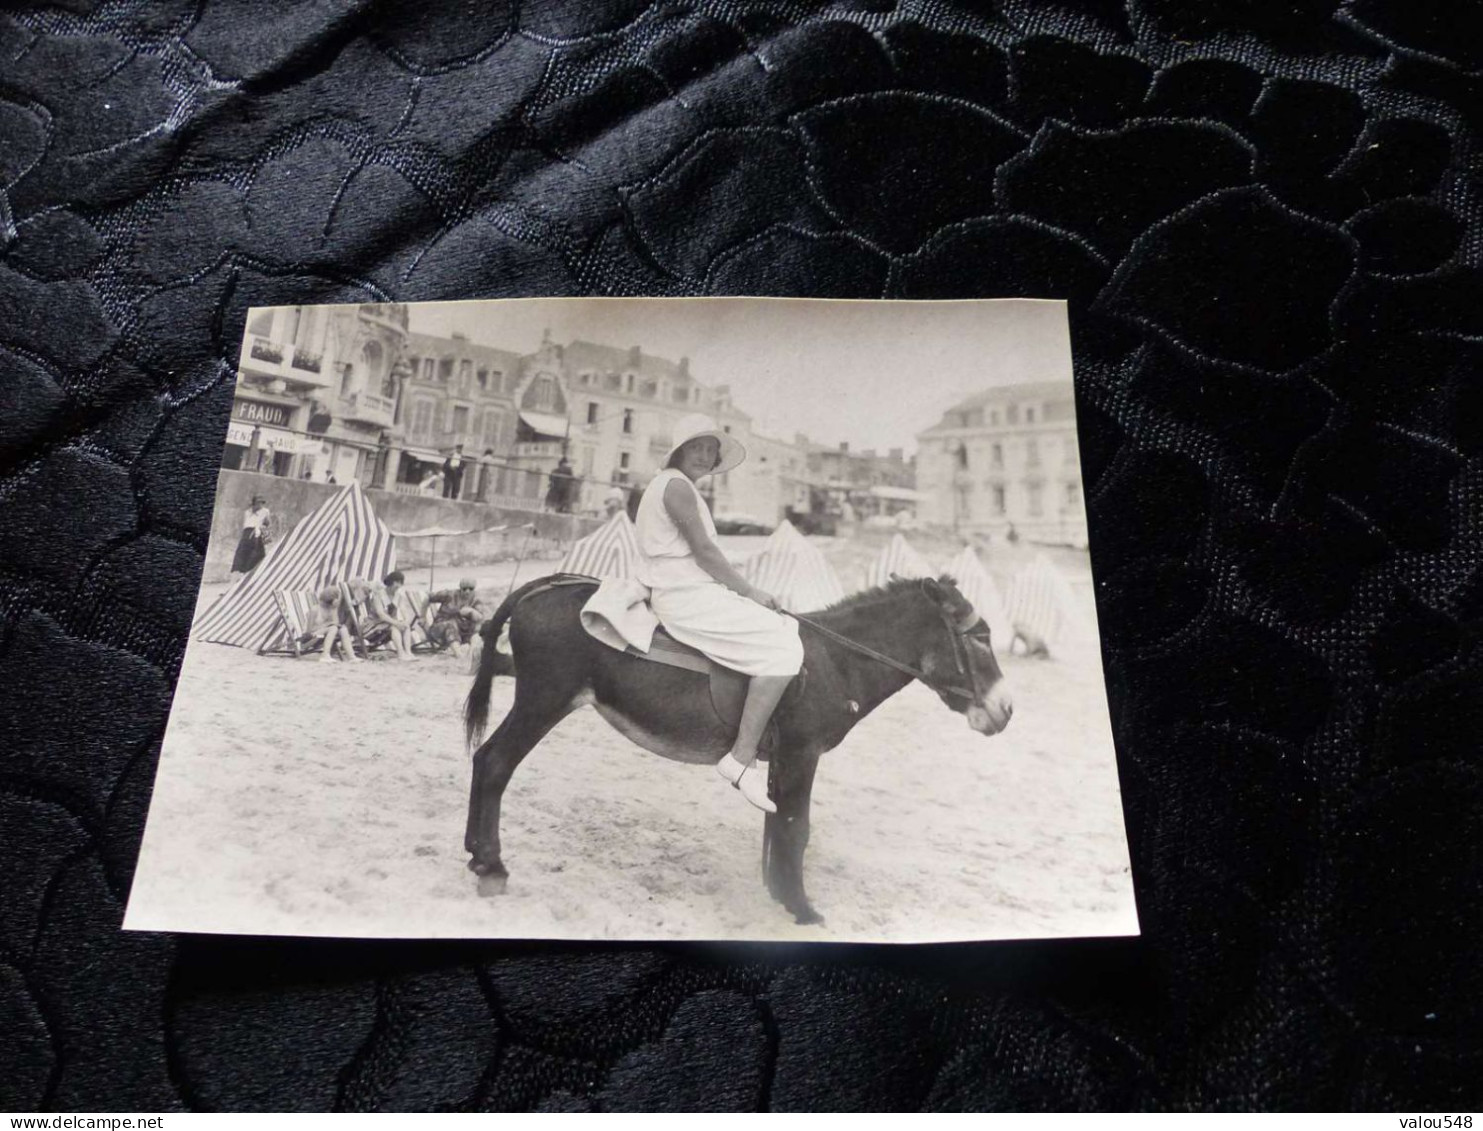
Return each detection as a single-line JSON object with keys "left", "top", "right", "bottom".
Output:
{"left": 664, "top": 413, "right": 747, "bottom": 476}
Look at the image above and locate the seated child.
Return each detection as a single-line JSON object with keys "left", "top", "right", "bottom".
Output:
{"left": 303, "top": 585, "right": 361, "bottom": 663}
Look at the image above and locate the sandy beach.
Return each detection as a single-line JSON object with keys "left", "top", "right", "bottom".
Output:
{"left": 127, "top": 534, "right": 1137, "bottom": 943}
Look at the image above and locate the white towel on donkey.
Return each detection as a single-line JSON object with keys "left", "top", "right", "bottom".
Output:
{"left": 580, "top": 578, "right": 660, "bottom": 654}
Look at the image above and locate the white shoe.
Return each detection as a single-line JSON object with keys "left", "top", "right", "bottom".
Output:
{"left": 715, "top": 753, "right": 777, "bottom": 814}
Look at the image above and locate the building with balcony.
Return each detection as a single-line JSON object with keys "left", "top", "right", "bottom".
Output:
{"left": 556, "top": 338, "right": 753, "bottom": 514}
{"left": 915, "top": 380, "right": 1087, "bottom": 546}
{"left": 228, "top": 303, "right": 408, "bottom": 484}
{"left": 395, "top": 332, "right": 523, "bottom": 499}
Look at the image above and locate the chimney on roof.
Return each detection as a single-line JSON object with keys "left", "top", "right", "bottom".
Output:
{"left": 839, "top": 442, "right": 849, "bottom": 453}
{"left": 451, "top": 331, "right": 468, "bottom": 341}
{"left": 679, "top": 356, "right": 689, "bottom": 378}
{"left": 889, "top": 447, "right": 903, "bottom": 462}
{"left": 628, "top": 345, "right": 642, "bottom": 367}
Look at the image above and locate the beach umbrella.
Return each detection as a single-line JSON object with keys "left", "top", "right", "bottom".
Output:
{"left": 388, "top": 520, "right": 513, "bottom": 592}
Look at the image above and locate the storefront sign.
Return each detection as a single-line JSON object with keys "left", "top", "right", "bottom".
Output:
{"left": 232, "top": 399, "right": 293, "bottom": 428}
{"left": 224, "top": 422, "right": 322, "bottom": 454}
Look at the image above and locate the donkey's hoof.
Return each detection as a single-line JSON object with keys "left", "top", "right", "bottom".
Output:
{"left": 468, "top": 859, "right": 508, "bottom": 895}
{"left": 791, "top": 904, "right": 825, "bottom": 926}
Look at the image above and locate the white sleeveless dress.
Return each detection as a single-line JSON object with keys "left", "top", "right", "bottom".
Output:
{"left": 634, "top": 469, "right": 803, "bottom": 677}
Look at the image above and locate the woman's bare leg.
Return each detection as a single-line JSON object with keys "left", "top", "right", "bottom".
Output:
{"left": 729, "top": 675, "right": 793, "bottom": 763}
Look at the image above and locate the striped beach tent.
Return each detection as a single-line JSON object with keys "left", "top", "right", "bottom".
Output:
{"left": 944, "top": 545, "right": 1013, "bottom": 645}
{"left": 558, "top": 511, "right": 641, "bottom": 579}
{"left": 1005, "top": 552, "right": 1092, "bottom": 647}
{"left": 739, "top": 520, "right": 845, "bottom": 614}
{"left": 863, "top": 532, "right": 933, "bottom": 591}
{"left": 193, "top": 481, "right": 397, "bottom": 651}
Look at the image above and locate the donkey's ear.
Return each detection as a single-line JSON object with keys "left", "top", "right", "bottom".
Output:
{"left": 920, "top": 576, "right": 946, "bottom": 604}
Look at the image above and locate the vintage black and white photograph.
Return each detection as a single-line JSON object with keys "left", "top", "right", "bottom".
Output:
{"left": 124, "top": 296, "right": 1136, "bottom": 943}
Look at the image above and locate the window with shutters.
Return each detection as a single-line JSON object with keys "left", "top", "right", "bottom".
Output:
{"left": 412, "top": 400, "right": 433, "bottom": 438}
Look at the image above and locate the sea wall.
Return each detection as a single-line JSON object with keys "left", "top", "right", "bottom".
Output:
{"left": 204, "top": 470, "right": 601, "bottom": 583}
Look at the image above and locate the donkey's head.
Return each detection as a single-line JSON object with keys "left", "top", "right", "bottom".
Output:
{"left": 917, "top": 576, "right": 1013, "bottom": 736}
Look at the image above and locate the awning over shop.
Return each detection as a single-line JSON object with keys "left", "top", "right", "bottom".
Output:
{"left": 399, "top": 448, "right": 447, "bottom": 464}
{"left": 519, "top": 410, "right": 570, "bottom": 438}
{"left": 868, "top": 485, "right": 926, "bottom": 502}
{"left": 224, "top": 422, "right": 322, "bottom": 455}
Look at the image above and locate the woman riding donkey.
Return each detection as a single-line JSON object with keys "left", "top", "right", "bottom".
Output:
{"left": 463, "top": 417, "right": 1015, "bottom": 923}
{"left": 636, "top": 415, "right": 803, "bottom": 813}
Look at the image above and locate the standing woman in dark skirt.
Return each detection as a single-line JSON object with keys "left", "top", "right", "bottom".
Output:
{"left": 231, "top": 494, "right": 273, "bottom": 574}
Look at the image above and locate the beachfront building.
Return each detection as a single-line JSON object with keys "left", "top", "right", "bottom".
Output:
{"left": 226, "top": 303, "right": 409, "bottom": 485}
{"left": 736, "top": 433, "right": 814, "bottom": 525}
{"left": 395, "top": 331, "right": 523, "bottom": 500}
{"left": 558, "top": 339, "right": 754, "bottom": 515}
{"left": 915, "top": 381, "right": 1087, "bottom": 546}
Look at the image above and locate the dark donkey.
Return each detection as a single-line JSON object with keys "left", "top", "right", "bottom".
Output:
{"left": 464, "top": 573, "right": 1013, "bottom": 923}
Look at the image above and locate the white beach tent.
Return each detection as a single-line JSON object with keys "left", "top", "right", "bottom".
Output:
{"left": 739, "top": 520, "right": 846, "bottom": 614}
{"left": 943, "top": 545, "right": 1013, "bottom": 645}
{"left": 193, "top": 481, "right": 397, "bottom": 651}
{"left": 557, "top": 511, "right": 643, "bottom": 579}
{"left": 1005, "top": 552, "right": 1094, "bottom": 647}
{"left": 863, "top": 532, "right": 934, "bottom": 591}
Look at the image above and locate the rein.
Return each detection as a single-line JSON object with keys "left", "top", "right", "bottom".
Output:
{"left": 784, "top": 603, "right": 982, "bottom": 704}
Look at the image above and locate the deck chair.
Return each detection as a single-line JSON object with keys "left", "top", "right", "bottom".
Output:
{"left": 261, "top": 590, "right": 327, "bottom": 657}
{"left": 401, "top": 587, "right": 442, "bottom": 654}
{"left": 337, "top": 581, "right": 389, "bottom": 658}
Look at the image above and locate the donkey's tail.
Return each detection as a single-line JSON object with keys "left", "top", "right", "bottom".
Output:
{"left": 464, "top": 584, "right": 527, "bottom": 750}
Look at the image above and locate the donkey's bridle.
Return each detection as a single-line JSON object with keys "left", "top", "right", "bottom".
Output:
{"left": 786, "top": 592, "right": 988, "bottom": 705}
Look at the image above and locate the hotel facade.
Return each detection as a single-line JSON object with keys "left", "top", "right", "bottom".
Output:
{"left": 915, "top": 381, "right": 1088, "bottom": 546}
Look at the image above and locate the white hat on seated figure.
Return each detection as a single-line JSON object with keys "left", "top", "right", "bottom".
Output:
{"left": 664, "top": 413, "right": 747, "bottom": 477}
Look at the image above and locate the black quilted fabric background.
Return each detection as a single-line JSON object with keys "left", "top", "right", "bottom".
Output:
{"left": 3, "top": 0, "right": 1482, "bottom": 1112}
